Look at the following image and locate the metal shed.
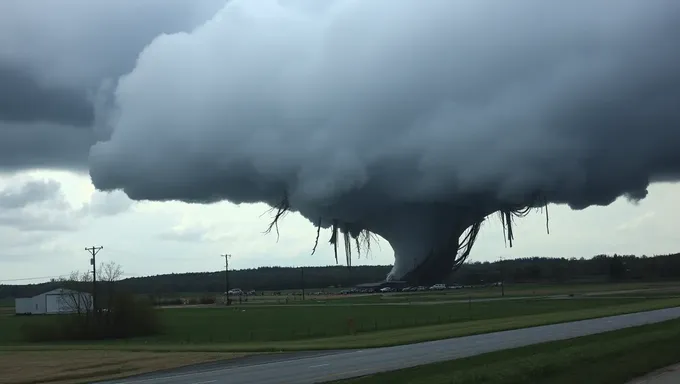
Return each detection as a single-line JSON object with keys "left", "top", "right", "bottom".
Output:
{"left": 15, "top": 288, "right": 93, "bottom": 315}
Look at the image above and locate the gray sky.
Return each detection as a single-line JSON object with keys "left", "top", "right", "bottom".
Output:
{"left": 1, "top": 0, "right": 679, "bottom": 283}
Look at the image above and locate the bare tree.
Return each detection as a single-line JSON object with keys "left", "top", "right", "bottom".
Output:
{"left": 54, "top": 263, "right": 123, "bottom": 316}
{"left": 97, "top": 261, "right": 124, "bottom": 317}
{"left": 98, "top": 261, "right": 124, "bottom": 283}
{"left": 56, "top": 271, "right": 94, "bottom": 316}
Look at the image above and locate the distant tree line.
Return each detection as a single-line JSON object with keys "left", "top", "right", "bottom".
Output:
{"left": 2, "top": 253, "right": 679, "bottom": 299}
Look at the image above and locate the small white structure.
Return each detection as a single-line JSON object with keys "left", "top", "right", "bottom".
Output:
{"left": 15, "top": 288, "right": 93, "bottom": 315}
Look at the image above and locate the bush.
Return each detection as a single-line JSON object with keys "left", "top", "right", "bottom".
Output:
{"left": 21, "top": 293, "right": 162, "bottom": 342}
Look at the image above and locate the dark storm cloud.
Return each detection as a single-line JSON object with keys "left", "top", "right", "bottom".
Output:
{"left": 86, "top": 0, "right": 680, "bottom": 278}
{"left": 0, "top": 64, "right": 94, "bottom": 127}
{"left": 0, "top": 121, "right": 94, "bottom": 171}
{"left": 0, "top": 0, "right": 227, "bottom": 171}
{"left": 89, "top": 0, "right": 680, "bottom": 216}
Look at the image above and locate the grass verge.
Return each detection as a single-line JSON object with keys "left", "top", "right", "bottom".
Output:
{"left": 329, "top": 317, "right": 680, "bottom": 384}
{"left": 0, "top": 350, "right": 245, "bottom": 384}
{"left": 3, "top": 298, "right": 680, "bottom": 353}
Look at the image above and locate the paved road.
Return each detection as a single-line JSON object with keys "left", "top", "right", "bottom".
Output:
{"left": 102, "top": 307, "right": 680, "bottom": 384}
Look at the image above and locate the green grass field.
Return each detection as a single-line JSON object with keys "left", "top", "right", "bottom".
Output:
{"left": 3, "top": 296, "right": 680, "bottom": 353}
{"left": 152, "top": 297, "right": 652, "bottom": 343}
{"left": 4, "top": 282, "right": 680, "bottom": 384}
{"left": 0, "top": 297, "right": 646, "bottom": 345}
{"left": 330, "top": 317, "right": 680, "bottom": 384}
{"left": 221, "top": 281, "right": 680, "bottom": 306}
{"left": 374, "top": 281, "right": 680, "bottom": 301}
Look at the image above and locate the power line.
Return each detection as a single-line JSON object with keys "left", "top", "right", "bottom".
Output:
{"left": 0, "top": 271, "right": 138, "bottom": 285}
{"left": 0, "top": 275, "right": 67, "bottom": 283}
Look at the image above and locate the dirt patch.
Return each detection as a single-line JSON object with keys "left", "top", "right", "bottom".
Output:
{"left": 0, "top": 350, "right": 245, "bottom": 384}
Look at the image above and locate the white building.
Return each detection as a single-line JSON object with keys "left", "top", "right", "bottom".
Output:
{"left": 15, "top": 288, "right": 93, "bottom": 315}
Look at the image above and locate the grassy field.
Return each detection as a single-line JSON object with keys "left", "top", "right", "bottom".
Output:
{"left": 3, "top": 281, "right": 678, "bottom": 309}
{"left": 3, "top": 297, "right": 680, "bottom": 352}
{"left": 2, "top": 282, "right": 680, "bottom": 349}
{"left": 208, "top": 281, "right": 680, "bottom": 306}
{"left": 137, "top": 297, "right": 665, "bottom": 344}
{"left": 0, "top": 350, "right": 244, "bottom": 384}
{"left": 3, "top": 282, "right": 680, "bottom": 383}
{"left": 363, "top": 281, "right": 680, "bottom": 303}
{"left": 0, "top": 297, "right": 651, "bottom": 345}
{"left": 330, "top": 317, "right": 680, "bottom": 384}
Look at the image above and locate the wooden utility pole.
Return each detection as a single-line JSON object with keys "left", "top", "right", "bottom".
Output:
{"left": 301, "top": 266, "right": 305, "bottom": 301}
{"left": 221, "top": 254, "right": 232, "bottom": 305}
{"left": 499, "top": 256, "right": 505, "bottom": 297}
{"left": 85, "top": 246, "right": 103, "bottom": 313}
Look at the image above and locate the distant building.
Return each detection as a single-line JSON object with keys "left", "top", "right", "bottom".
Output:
{"left": 15, "top": 288, "right": 93, "bottom": 315}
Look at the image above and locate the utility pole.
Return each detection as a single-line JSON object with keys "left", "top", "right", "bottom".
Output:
{"left": 301, "top": 266, "right": 305, "bottom": 301}
{"left": 412, "top": 257, "right": 417, "bottom": 286}
{"left": 221, "top": 254, "right": 231, "bottom": 305}
{"left": 85, "top": 246, "right": 103, "bottom": 313}
{"left": 499, "top": 256, "right": 505, "bottom": 297}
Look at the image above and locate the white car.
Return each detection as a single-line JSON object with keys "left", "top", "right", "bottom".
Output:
{"left": 429, "top": 283, "right": 447, "bottom": 290}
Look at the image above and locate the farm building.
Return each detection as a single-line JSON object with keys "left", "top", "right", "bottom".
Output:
{"left": 15, "top": 288, "right": 93, "bottom": 315}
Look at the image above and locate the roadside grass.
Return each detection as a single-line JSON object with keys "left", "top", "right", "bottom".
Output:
{"left": 0, "top": 350, "right": 244, "bottom": 384}
{"left": 329, "top": 317, "right": 680, "bottom": 384}
{"left": 3, "top": 298, "right": 680, "bottom": 353}
{"left": 0, "top": 297, "right": 647, "bottom": 345}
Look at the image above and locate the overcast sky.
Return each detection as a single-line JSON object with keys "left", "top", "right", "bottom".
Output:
{"left": 1, "top": 0, "right": 679, "bottom": 283}
{"left": 2, "top": 171, "right": 677, "bottom": 283}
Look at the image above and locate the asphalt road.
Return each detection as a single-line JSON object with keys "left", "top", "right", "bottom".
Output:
{"left": 102, "top": 306, "right": 680, "bottom": 384}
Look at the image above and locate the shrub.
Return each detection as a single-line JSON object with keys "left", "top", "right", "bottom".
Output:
{"left": 21, "top": 293, "right": 162, "bottom": 342}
